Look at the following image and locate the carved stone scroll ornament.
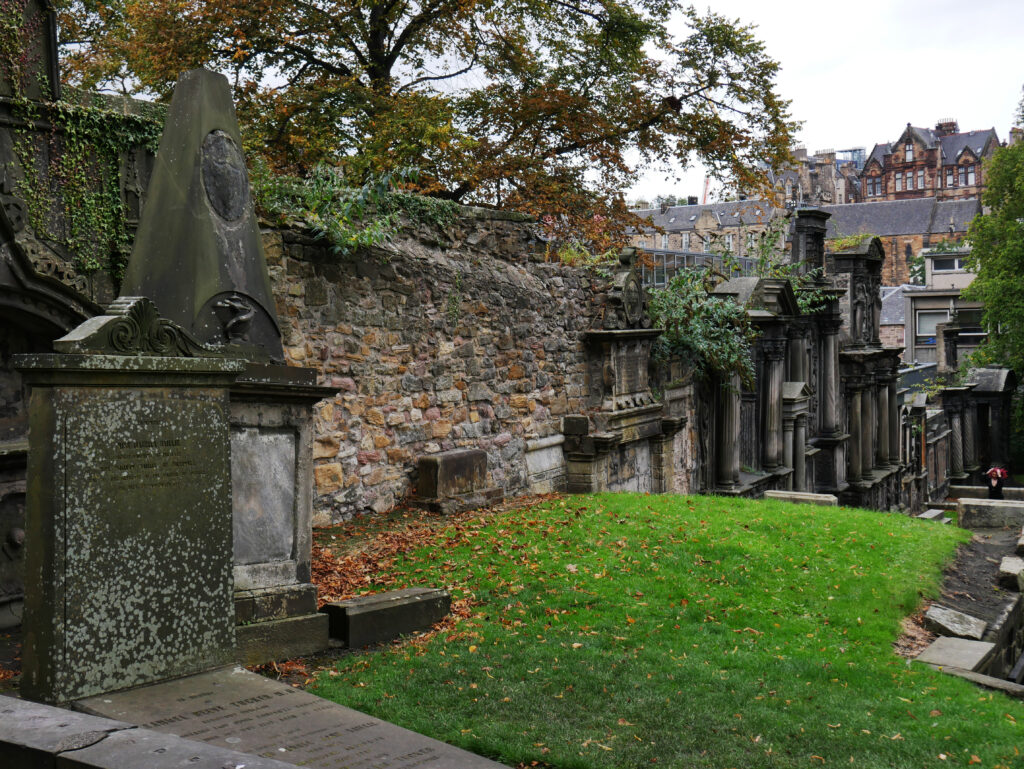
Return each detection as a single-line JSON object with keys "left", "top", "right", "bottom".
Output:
{"left": 602, "top": 248, "right": 652, "bottom": 330}
{"left": 53, "top": 296, "right": 224, "bottom": 357}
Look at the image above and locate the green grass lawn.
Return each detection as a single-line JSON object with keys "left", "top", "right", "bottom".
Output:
{"left": 312, "top": 494, "right": 1023, "bottom": 768}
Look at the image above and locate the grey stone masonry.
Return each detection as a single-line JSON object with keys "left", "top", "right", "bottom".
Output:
{"left": 959, "top": 499, "right": 1024, "bottom": 529}
{"left": 923, "top": 605, "right": 987, "bottom": 640}
{"left": 0, "top": 695, "right": 296, "bottom": 769}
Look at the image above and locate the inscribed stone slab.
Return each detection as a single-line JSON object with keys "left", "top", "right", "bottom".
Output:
{"left": 21, "top": 371, "right": 237, "bottom": 703}
{"left": 76, "top": 667, "right": 505, "bottom": 769}
{"left": 232, "top": 427, "right": 296, "bottom": 565}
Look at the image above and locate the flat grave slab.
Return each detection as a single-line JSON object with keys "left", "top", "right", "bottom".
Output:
{"left": 76, "top": 666, "right": 505, "bottom": 769}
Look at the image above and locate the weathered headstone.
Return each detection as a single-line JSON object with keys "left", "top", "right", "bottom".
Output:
{"left": 121, "top": 68, "right": 283, "bottom": 361}
{"left": 16, "top": 297, "right": 243, "bottom": 704}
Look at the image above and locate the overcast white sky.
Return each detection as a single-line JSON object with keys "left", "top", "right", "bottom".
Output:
{"left": 628, "top": 0, "right": 1024, "bottom": 203}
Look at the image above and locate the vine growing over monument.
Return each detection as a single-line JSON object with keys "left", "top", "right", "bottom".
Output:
{"left": 250, "top": 162, "right": 461, "bottom": 259}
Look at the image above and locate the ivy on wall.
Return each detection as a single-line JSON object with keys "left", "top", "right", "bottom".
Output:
{"left": 1, "top": 0, "right": 163, "bottom": 279}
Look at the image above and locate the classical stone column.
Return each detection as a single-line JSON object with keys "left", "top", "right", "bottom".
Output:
{"left": 787, "top": 326, "right": 807, "bottom": 383}
{"left": 861, "top": 386, "right": 874, "bottom": 476}
{"left": 763, "top": 340, "right": 786, "bottom": 470}
{"left": 950, "top": 410, "right": 964, "bottom": 478}
{"left": 848, "top": 388, "right": 862, "bottom": 483}
{"left": 821, "top": 321, "right": 840, "bottom": 436}
{"left": 877, "top": 381, "right": 890, "bottom": 467}
{"left": 783, "top": 415, "right": 795, "bottom": 490}
{"left": 717, "top": 375, "right": 741, "bottom": 488}
{"left": 963, "top": 403, "right": 977, "bottom": 471}
{"left": 888, "top": 380, "right": 899, "bottom": 467}
{"left": 794, "top": 415, "right": 807, "bottom": 491}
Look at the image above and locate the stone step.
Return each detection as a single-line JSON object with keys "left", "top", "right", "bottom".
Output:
{"left": 321, "top": 587, "right": 451, "bottom": 648}
{"left": 998, "top": 556, "right": 1024, "bottom": 591}
{"left": 918, "top": 508, "right": 946, "bottom": 520}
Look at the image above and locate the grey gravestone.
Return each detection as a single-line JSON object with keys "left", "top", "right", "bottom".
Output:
{"left": 77, "top": 666, "right": 506, "bottom": 768}
{"left": 121, "top": 68, "right": 283, "bottom": 361}
{"left": 16, "top": 298, "right": 243, "bottom": 704}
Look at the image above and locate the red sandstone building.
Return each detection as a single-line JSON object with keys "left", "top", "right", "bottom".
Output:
{"left": 861, "top": 120, "right": 999, "bottom": 202}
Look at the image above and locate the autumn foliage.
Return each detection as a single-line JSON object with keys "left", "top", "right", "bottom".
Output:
{"left": 57, "top": 1, "right": 794, "bottom": 240}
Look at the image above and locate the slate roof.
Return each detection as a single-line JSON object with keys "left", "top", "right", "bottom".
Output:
{"left": 866, "top": 143, "right": 890, "bottom": 169}
{"left": 880, "top": 284, "right": 927, "bottom": 325}
{"left": 820, "top": 197, "right": 980, "bottom": 238}
{"left": 633, "top": 200, "right": 780, "bottom": 232}
{"left": 939, "top": 129, "right": 998, "bottom": 162}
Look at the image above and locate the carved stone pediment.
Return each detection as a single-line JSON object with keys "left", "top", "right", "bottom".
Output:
{"left": 54, "top": 297, "right": 224, "bottom": 357}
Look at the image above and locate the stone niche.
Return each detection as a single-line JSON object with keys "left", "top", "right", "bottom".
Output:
{"left": 230, "top": 364, "right": 334, "bottom": 663}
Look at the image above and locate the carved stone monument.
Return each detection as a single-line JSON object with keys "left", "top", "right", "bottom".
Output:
{"left": 566, "top": 249, "right": 678, "bottom": 492}
{"left": 120, "top": 68, "right": 332, "bottom": 663}
{"left": 16, "top": 298, "right": 243, "bottom": 704}
{"left": 121, "top": 68, "right": 283, "bottom": 360}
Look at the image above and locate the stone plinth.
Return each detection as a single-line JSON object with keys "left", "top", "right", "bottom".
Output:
{"left": 230, "top": 363, "right": 334, "bottom": 664}
{"left": 958, "top": 499, "right": 1024, "bottom": 529}
{"left": 321, "top": 587, "right": 451, "bottom": 648}
{"left": 416, "top": 449, "right": 502, "bottom": 513}
{"left": 16, "top": 350, "right": 243, "bottom": 704}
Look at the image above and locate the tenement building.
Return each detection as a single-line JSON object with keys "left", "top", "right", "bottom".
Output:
{"left": 861, "top": 120, "right": 999, "bottom": 202}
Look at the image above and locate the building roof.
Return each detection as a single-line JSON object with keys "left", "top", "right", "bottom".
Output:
{"left": 820, "top": 197, "right": 980, "bottom": 238}
{"left": 880, "top": 284, "right": 927, "bottom": 325}
{"left": 939, "top": 129, "right": 998, "bottom": 163}
{"left": 632, "top": 200, "right": 780, "bottom": 232}
{"left": 866, "top": 142, "right": 890, "bottom": 169}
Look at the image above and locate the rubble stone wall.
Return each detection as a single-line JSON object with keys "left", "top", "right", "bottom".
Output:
{"left": 266, "top": 213, "right": 610, "bottom": 524}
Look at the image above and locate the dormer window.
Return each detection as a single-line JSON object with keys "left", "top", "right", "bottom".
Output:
{"left": 905, "top": 143, "right": 913, "bottom": 162}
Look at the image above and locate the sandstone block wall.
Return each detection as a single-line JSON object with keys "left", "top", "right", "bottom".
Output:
{"left": 266, "top": 214, "right": 608, "bottom": 524}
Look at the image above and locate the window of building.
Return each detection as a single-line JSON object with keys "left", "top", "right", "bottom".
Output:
{"left": 905, "top": 143, "right": 914, "bottom": 162}
{"left": 701, "top": 236, "right": 710, "bottom": 253}
{"left": 746, "top": 232, "right": 755, "bottom": 252}
{"left": 723, "top": 234, "right": 733, "bottom": 253}
{"left": 917, "top": 169, "right": 925, "bottom": 189}
{"left": 661, "top": 234, "right": 669, "bottom": 249}
{"left": 967, "top": 165, "right": 976, "bottom": 185}
{"left": 681, "top": 232, "right": 690, "bottom": 250}
{"left": 931, "top": 257, "right": 964, "bottom": 272}
{"left": 916, "top": 309, "right": 950, "bottom": 345}
{"left": 946, "top": 168, "right": 954, "bottom": 187}
{"left": 959, "top": 166, "right": 967, "bottom": 186}
{"left": 906, "top": 172, "right": 914, "bottom": 191}
{"left": 895, "top": 172, "right": 903, "bottom": 192}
